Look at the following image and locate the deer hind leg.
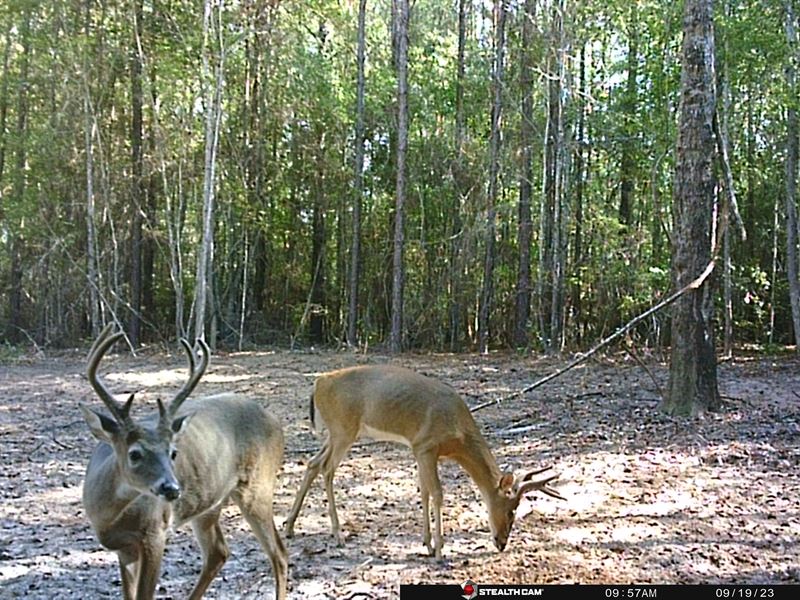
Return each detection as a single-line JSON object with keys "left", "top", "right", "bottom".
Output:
{"left": 234, "top": 486, "right": 288, "bottom": 600}
{"left": 285, "top": 438, "right": 331, "bottom": 537}
{"left": 414, "top": 449, "right": 444, "bottom": 560}
{"left": 187, "top": 509, "right": 229, "bottom": 600}
{"left": 320, "top": 434, "right": 354, "bottom": 545}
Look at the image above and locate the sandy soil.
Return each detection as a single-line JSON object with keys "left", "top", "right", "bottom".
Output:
{"left": 1, "top": 347, "right": 798, "bottom": 599}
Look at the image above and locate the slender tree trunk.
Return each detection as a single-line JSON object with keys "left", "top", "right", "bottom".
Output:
{"left": 448, "top": 0, "right": 467, "bottom": 351}
{"left": 389, "top": 0, "right": 409, "bottom": 353}
{"left": 129, "top": 0, "right": 144, "bottom": 345}
{"left": 785, "top": 0, "right": 800, "bottom": 349}
{"left": 478, "top": 0, "right": 507, "bottom": 354}
{"left": 662, "top": 0, "right": 721, "bottom": 416}
{"left": 194, "top": 0, "right": 225, "bottom": 342}
{"left": 619, "top": 3, "right": 638, "bottom": 227}
{"left": 84, "top": 90, "right": 101, "bottom": 337}
{"left": 572, "top": 43, "right": 587, "bottom": 345}
{"left": 6, "top": 10, "right": 30, "bottom": 344}
{"left": 514, "top": 0, "right": 536, "bottom": 349}
{"left": 310, "top": 127, "right": 327, "bottom": 344}
{"left": 537, "top": 1, "right": 561, "bottom": 352}
{"left": 0, "top": 25, "right": 11, "bottom": 191}
{"left": 348, "top": 0, "right": 367, "bottom": 347}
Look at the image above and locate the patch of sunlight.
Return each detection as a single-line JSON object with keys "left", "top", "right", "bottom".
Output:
{"left": 555, "top": 526, "right": 596, "bottom": 545}
{"left": 620, "top": 489, "right": 695, "bottom": 517}
{"left": 105, "top": 369, "right": 254, "bottom": 387}
{"left": 0, "top": 564, "right": 31, "bottom": 581}
{"left": 610, "top": 523, "right": 662, "bottom": 543}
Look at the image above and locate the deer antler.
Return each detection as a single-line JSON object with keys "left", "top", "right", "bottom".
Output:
{"left": 87, "top": 324, "right": 132, "bottom": 425}
{"left": 167, "top": 338, "right": 210, "bottom": 417}
{"left": 516, "top": 466, "right": 565, "bottom": 501}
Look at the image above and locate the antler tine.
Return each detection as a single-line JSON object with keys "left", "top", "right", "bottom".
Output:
{"left": 86, "top": 326, "right": 128, "bottom": 423}
{"left": 168, "top": 338, "right": 210, "bottom": 416}
{"left": 517, "top": 472, "right": 566, "bottom": 501}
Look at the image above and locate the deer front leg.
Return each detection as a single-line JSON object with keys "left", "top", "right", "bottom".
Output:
{"left": 134, "top": 533, "right": 166, "bottom": 600}
{"left": 417, "top": 468, "right": 432, "bottom": 555}
{"left": 188, "top": 510, "right": 230, "bottom": 600}
{"left": 415, "top": 449, "right": 444, "bottom": 560}
{"left": 116, "top": 548, "right": 140, "bottom": 600}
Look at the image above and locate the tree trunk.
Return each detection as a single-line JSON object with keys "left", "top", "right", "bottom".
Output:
{"left": 347, "top": 0, "right": 367, "bottom": 347}
{"left": 785, "top": 0, "right": 800, "bottom": 349}
{"left": 389, "top": 0, "right": 409, "bottom": 353}
{"left": 310, "top": 129, "right": 327, "bottom": 344}
{"left": 194, "top": 0, "right": 224, "bottom": 342}
{"left": 478, "top": 0, "right": 507, "bottom": 355}
{"left": 448, "top": 0, "right": 468, "bottom": 352}
{"left": 619, "top": 3, "right": 638, "bottom": 227}
{"left": 0, "top": 25, "right": 11, "bottom": 189}
{"left": 514, "top": 0, "right": 536, "bottom": 349}
{"left": 662, "top": 0, "right": 721, "bottom": 416}
{"left": 6, "top": 10, "right": 30, "bottom": 344}
{"left": 129, "top": 0, "right": 144, "bottom": 345}
{"left": 537, "top": 2, "right": 561, "bottom": 353}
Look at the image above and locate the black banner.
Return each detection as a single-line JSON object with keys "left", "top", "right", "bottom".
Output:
{"left": 399, "top": 584, "right": 795, "bottom": 600}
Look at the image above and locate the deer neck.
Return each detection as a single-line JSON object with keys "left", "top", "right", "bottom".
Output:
{"left": 451, "top": 431, "right": 504, "bottom": 504}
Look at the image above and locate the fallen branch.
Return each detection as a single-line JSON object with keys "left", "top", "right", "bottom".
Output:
{"left": 470, "top": 260, "right": 716, "bottom": 413}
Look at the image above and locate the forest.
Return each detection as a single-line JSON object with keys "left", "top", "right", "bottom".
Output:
{"left": 0, "top": 0, "right": 796, "bottom": 358}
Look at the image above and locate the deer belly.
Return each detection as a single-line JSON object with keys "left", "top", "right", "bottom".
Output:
{"left": 359, "top": 423, "right": 411, "bottom": 447}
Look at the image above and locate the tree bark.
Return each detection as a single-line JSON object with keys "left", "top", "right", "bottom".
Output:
{"left": 785, "top": 0, "right": 800, "bottom": 350}
{"left": 478, "top": 0, "right": 507, "bottom": 355}
{"left": 347, "top": 0, "right": 367, "bottom": 347}
{"left": 389, "top": 0, "right": 409, "bottom": 353}
{"left": 662, "top": 0, "right": 721, "bottom": 416}
{"left": 514, "top": 0, "right": 536, "bottom": 349}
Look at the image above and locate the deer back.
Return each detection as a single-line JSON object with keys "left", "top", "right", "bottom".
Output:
{"left": 314, "top": 365, "right": 481, "bottom": 447}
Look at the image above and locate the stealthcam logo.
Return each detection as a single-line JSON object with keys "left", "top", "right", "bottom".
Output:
{"left": 461, "top": 580, "right": 478, "bottom": 600}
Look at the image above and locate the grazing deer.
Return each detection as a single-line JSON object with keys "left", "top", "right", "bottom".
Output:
{"left": 80, "top": 325, "right": 287, "bottom": 599}
{"left": 284, "top": 365, "right": 563, "bottom": 559}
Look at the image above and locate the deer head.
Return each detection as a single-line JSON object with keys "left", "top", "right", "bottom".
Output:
{"left": 80, "top": 324, "right": 209, "bottom": 501}
{"left": 487, "top": 467, "right": 564, "bottom": 551}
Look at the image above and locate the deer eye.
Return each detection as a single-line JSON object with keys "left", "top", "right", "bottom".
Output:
{"left": 170, "top": 449, "right": 178, "bottom": 461}
{"left": 128, "top": 448, "right": 144, "bottom": 463}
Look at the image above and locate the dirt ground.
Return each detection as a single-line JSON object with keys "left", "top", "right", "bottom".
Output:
{"left": 1, "top": 345, "right": 799, "bottom": 599}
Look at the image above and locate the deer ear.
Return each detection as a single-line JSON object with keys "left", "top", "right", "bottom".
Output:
{"left": 498, "top": 471, "right": 515, "bottom": 493}
{"left": 81, "top": 405, "right": 119, "bottom": 442}
{"left": 171, "top": 413, "right": 193, "bottom": 436}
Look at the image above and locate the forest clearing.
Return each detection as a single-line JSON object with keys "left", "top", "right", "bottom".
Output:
{"left": 1, "top": 347, "right": 798, "bottom": 598}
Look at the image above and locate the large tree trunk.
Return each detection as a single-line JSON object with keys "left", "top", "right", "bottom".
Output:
{"left": 347, "top": 0, "right": 367, "bottom": 347}
{"left": 514, "top": 0, "right": 536, "bottom": 349}
{"left": 389, "top": 0, "right": 409, "bottom": 353}
{"left": 478, "top": 0, "right": 507, "bottom": 355}
{"left": 785, "top": 0, "right": 800, "bottom": 350}
{"left": 662, "top": 0, "right": 721, "bottom": 416}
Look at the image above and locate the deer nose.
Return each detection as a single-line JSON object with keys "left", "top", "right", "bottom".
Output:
{"left": 158, "top": 481, "right": 181, "bottom": 501}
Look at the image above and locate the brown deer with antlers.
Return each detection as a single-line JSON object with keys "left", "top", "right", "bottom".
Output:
{"left": 80, "top": 325, "right": 287, "bottom": 599}
{"left": 284, "top": 365, "right": 564, "bottom": 559}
